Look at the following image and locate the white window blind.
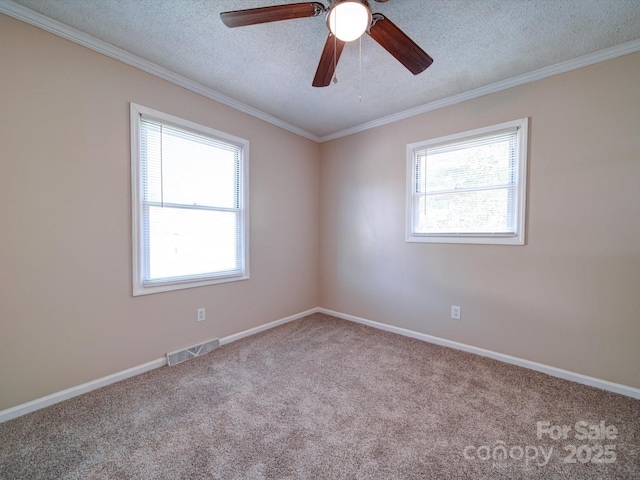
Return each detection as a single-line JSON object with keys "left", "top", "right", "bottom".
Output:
{"left": 407, "top": 119, "right": 527, "bottom": 245}
{"left": 131, "top": 104, "right": 249, "bottom": 295}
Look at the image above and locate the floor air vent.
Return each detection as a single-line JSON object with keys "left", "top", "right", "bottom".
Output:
{"left": 166, "top": 338, "right": 220, "bottom": 366}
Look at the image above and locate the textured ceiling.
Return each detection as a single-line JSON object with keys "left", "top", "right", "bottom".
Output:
{"left": 6, "top": 0, "right": 640, "bottom": 139}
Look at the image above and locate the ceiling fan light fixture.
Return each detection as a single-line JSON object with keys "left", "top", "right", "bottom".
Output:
{"left": 327, "top": 1, "right": 371, "bottom": 42}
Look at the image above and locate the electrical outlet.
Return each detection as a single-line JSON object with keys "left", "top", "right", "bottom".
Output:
{"left": 197, "top": 308, "right": 206, "bottom": 322}
{"left": 451, "top": 305, "right": 461, "bottom": 320}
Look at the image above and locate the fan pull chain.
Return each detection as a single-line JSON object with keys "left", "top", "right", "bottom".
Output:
{"left": 332, "top": 14, "right": 338, "bottom": 84}
{"left": 160, "top": 124, "right": 164, "bottom": 208}
{"left": 358, "top": 36, "right": 362, "bottom": 102}
{"left": 333, "top": 32, "right": 338, "bottom": 83}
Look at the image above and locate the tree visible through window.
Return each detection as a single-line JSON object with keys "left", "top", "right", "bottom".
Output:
{"left": 407, "top": 118, "right": 528, "bottom": 245}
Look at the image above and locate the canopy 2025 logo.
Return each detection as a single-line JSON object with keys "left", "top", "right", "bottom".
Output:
{"left": 463, "top": 420, "right": 618, "bottom": 468}
{"left": 537, "top": 421, "right": 617, "bottom": 464}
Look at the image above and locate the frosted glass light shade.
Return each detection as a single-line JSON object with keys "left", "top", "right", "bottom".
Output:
{"left": 327, "top": 1, "right": 371, "bottom": 42}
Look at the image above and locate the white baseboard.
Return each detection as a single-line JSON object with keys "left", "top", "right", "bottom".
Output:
{"left": 0, "top": 358, "right": 166, "bottom": 423}
{"left": 0, "top": 307, "right": 319, "bottom": 424}
{"left": 318, "top": 308, "right": 640, "bottom": 400}
{"left": 219, "top": 308, "right": 319, "bottom": 346}
{"left": 3, "top": 306, "right": 636, "bottom": 423}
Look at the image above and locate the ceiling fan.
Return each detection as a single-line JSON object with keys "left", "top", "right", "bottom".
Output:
{"left": 220, "top": 1, "right": 433, "bottom": 87}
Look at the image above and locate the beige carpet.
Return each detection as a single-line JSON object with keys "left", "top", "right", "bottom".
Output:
{"left": 1, "top": 313, "right": 638, "bottom": 479}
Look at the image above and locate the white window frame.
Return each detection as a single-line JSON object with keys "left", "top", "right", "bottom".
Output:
{"left": 406, "top": 118, "right": 528, "bottom": 245}
{"left": 131, "top": 103, "right": 249, "bottom": 296}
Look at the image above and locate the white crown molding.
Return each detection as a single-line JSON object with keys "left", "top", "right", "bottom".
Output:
{"left": 318, "top": 308, "right": 640, "bottom": 400}
{"left": 320, "top": 38, "right": 640, "bottom": 142}
{"left": 2, "top": 1, "right": 639, "bottom": 143}
{"left": 0, "top": 0, "right": 321, "bottom": 143}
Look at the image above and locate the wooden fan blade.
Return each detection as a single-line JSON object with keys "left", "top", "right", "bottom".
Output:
{"left": 367, "top": 14, "right": 433, "bottom": 75}
{"left": 312, "top": 34, "right": 346, "bottom": 87}
{"left": 221, "top": 2, "right": 325, "bottom": 28}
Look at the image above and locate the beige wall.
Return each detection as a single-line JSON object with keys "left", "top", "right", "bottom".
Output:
{"left": 320, "top": 52, "right": 640, "bottom": 389}
{"left": 0, "top": 15, "right": 320, "bottom": 410}
{"left": 2, "top": 13, "right": 639, "bottom": 412}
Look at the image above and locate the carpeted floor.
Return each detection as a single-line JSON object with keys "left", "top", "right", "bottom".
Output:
{"left": 1, "top": 313, "right": 638, "bottom": 479}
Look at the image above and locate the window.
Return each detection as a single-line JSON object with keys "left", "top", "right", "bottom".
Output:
{"left": 406, "top": 118, "right": 528, "bottom": 245}
{"left": 131, "top": 103, "right": 249, "bottom": 296}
